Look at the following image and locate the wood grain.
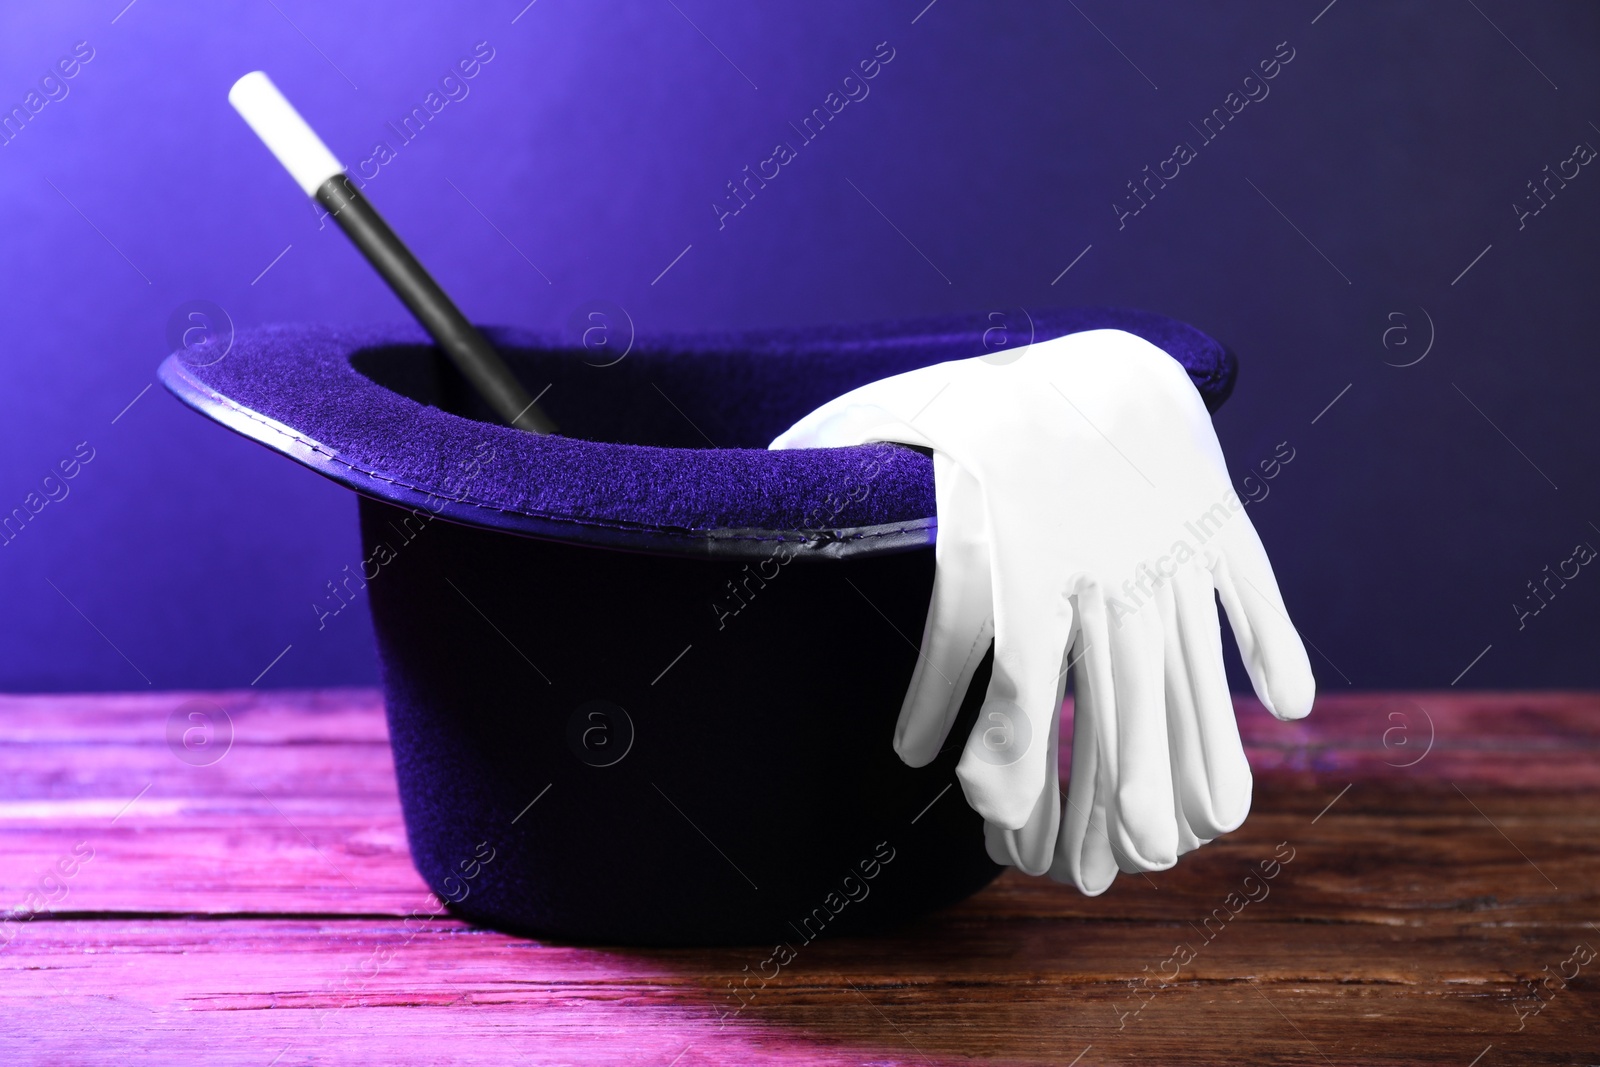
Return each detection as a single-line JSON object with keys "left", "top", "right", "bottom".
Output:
{"left": 1, "top": 689, "right": 1596, "bottom": 1065}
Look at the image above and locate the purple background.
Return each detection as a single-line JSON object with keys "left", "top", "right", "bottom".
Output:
{"left": 1, "top": 0, "right": 1596, "bottom": 693}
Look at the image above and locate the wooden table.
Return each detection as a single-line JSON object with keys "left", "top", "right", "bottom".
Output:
{"left": 1, "top": 689, "right": 1595, "bottom": 1065}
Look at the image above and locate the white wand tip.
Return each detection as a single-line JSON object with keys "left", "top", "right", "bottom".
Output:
{"left": 229, "top": 71, "right": 344, "bottom": 196}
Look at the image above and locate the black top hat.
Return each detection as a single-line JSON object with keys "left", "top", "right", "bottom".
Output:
{"left": 160, "top": 307, "right": 1237, "bottom": 945}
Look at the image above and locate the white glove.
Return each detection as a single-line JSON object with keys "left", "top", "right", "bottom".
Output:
{"left": 770, "top": 329, "right": 1315, "bottom": 893}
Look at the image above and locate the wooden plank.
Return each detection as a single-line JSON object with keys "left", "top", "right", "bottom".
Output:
{"left": 2, "top": 795, "right": 1594, "bottom": 926}
{"left": 2, "top": 690, "right": 1595, "bottom": 920}
{"left": 3, "top": 688, "right": 1593, "bottom": 755}
{"left": 0, "top": 689, "right": 1596, "bottom": 1064}
{"left": 0, "top": 688, "right": 390, "bottom": 742}
{"left": 1, "top": 918, "right": 1594, "bottom": 1065}
{"left": 0, "top": 688, "right": 420, "bottom": 917}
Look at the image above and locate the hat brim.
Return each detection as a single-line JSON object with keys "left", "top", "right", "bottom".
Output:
{"left": 157, "top": 309, "right": 1236, "bottom": 561}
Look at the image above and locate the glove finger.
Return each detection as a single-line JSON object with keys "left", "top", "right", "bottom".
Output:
{"left": 1173, "top": 800, "right": 1207, "bottom": 857}
{"left": 1051, "top": 588, "right": 1120, "bottom": 894}
{"left": 895, "top": 456, "right": 994, "bottom": 767}
{"left": 1211, "top": 518, "right": 1316, "bottom": 722}
{"left": 984, "top": 638, "right": 1070, "bottom": 875}
{"left": 1165, "top": 565, "right": 1253, "bottom": 838}
{"left": 984, "top": 781, "right": 1062, "bottom": 876}
{"left": 955, "top": 558, "right": 1076, "bottom": 831}
{"left": 1106, "top": 575, "right": 1179, "bottom": 872}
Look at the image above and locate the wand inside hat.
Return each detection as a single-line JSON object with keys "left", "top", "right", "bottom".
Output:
{"left": 228, "top": 71, "right": 558, "bottom": 435}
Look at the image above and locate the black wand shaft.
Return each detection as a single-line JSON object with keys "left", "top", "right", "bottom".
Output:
{"left": 316, "top": 175, "right": 558, "bottom": 435}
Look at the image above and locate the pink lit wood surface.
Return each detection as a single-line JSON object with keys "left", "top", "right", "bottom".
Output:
{"left": 1, "top": 689, "right": 1596, "bottom": 1064}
